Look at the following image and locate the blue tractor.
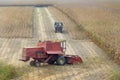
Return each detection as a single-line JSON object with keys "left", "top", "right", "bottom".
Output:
{"left": 54, "top": 22, "right": 63, "bottom": 33}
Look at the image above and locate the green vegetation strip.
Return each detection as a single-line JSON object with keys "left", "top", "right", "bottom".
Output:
{"left": 0, "top": 62, "right": 18, "bottom": 80}
{"left": 110, "top": 69, "right": 120, "bottom": 80}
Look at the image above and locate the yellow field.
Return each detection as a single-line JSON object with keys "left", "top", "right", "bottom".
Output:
{"left": 0, "top": 7, "right": 33, "bottom": 38}
{"left": 55, "top": 4, "right": 120, "bottom": 63}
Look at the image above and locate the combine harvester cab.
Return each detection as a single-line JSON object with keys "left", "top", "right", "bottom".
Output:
{"left": 20, "top": 40, "right": 82, "bottom": 67}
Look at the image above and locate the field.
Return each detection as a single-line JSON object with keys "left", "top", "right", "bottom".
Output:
{"left": 0, "top": 1, "right": 120, "bottom": 80}
{"left": 18, "top": 7, "right": 119, "bottom": 80}
{"left": 0, "top": 7, "right": 33, "bottom": 38}
{"left": 0, "top": 7, "right": 34, "bottom": 79}
{"left": 53, "top": 3, "right": 120, "bottom": 63}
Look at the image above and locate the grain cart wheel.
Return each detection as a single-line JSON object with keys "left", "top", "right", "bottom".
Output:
{"left": 56, "top": 56, "right": 66, "bottom": 65}
{"left": 30, "top": 61, "right": 35, "bottom": 66}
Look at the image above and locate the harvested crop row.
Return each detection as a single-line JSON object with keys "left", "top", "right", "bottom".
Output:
{"left": 0, "top": 7, "right": 33, "bottom": 38}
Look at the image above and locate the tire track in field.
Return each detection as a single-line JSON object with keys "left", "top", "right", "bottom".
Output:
{"left": 41, "top": 9, "right": 55, "bottom": 40}
{"left": 37, "top": 8, "right": 47, "bottom": 41}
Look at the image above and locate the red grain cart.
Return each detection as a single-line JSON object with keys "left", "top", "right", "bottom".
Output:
{"left": 20, "top": 40, "right": 82, "bottom": 67}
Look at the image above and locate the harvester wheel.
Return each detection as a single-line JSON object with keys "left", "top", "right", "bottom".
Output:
{"left": 56, "top": 56, "right": 66, "bottom": 65}
{"left": 35, "top": 61, "right": 40, "bottom": 67}
{"left": 30, "top": 61, "right": 35, "bottom": 66}
{"left": 48, "top": 60, "right": 55, "bottom": 64}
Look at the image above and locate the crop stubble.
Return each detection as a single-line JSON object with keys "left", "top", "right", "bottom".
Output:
{"left": 53, "top": 3, "right": 120, "bottom": 63}
{"left": 0, "top": 7, "right": 33, "bottom": 38}
{"left": 18, "top": 7, "right": 119, "bottom": 80}
{"left": 0, "top": 4, "right": 119, "bottom": 80}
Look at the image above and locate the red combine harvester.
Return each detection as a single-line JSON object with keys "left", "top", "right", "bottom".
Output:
{"left": 20, "top": 40, "right": 82, "bottom": 67}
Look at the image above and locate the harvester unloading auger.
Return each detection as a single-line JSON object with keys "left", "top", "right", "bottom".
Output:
{"left": 20, "top": 40, "right": 82, "bottom": 67}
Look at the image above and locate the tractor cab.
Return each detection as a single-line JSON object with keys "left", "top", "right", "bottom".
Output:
{"left": 54, "top": 22, "right": 63, "bottom": 33}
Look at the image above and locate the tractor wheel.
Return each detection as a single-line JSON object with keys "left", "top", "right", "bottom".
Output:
{"left": 30, "top": 61, "right": 35, "bottom": 66}
{"left": 55, "top": 30, "right": 57, "bottom": 33}
{"left": 35, "top": 61, "right": 40, "bottom": 67}
{"left": 61, "top": 30, "right": 63, "bottom": 33}
{"left": 56, "top": 56, "right": 66, "bottom": 65}
{"left": 55, "top": 27, "right": 57, "bottom": 33}
{"left": 60, "top": 28, "right": 63, "bottom": 33}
